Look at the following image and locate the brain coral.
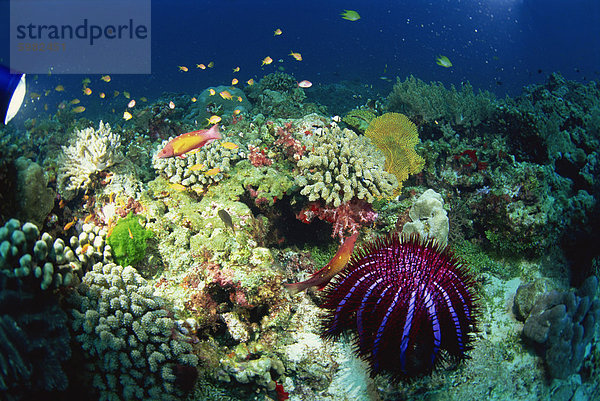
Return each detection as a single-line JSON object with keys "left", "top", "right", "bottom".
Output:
{"left": 295, "top": 126, "right": 398, "bottom": 207}
{"left": 365, "top": 112, "right": 424, "bottom": 193}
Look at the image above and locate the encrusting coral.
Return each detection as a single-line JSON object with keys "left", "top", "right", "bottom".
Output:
{"left": 365, "top": 112, "right": 424, "bottom": 194}
{"left": 57, "top": 121, "right": 124, "bottom": 200}
{"left": 70, "top": 262, "right": 199, "bottom": 401}
{"left": 294, "top": 126, "right": 398, "bottom": 207}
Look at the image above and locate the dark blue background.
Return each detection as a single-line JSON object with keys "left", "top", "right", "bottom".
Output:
{"left": 1, "top": 0, "right": 599, "bottom": 114}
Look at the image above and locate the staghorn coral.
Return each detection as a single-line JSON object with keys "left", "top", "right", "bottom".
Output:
{"left": 295, "top": 126, "right": 397, "bottom": 207}
{"left": 365, "top": 112, "right": 425, "bottom": 193}
{"left": 57, "top": 121, "right": 124, "bottom": 200}
{"left": 386, "top": 75, "right": 497, "bottom": 126}
{"left": 152, "top": 135, "right": 242, "bottom": 188}
{"left": 70, "top": 262, "right": 199, "bottom": 401}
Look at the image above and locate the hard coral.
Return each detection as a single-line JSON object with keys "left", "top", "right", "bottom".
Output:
{"left": 365, "top": 112, "right": 424, "bottom": 194}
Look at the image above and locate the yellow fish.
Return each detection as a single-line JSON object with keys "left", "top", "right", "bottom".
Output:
{"left": 232, "top": 66, "right": 240, "bottom": 72}
{"left": 231, "top": 78, "right": 238, "bottom": 85}
{"left": 189, "top": 163, "right": 206, "bottom": 171}
{"left": 436, "top": 55, "right": 453, "bottom": 68}
{"left": 99, "top": 92, "right": 106, "bottom": 99}
{"left": 246, "top": 78, "right": 254, "bottom": 86}
{"left": 289, "top": 51, "right": 302, "bottom": 61}
{"left": 204, "top": 167, "right": 221, "bottom": 176}
{"left": 233, "top": 109, "right": 242, "bottom": 115}
{"left": 83, "top": 87, "right": 92, "bottom": 95}
{"left": 237, "top": 96, "right": 243, "bottom": 102}
{"left": 274, "top": 28, "right": 282, "bottom": 36}
{"left": 197, "top": 63, "right": 206, "bottom": 69}
{"left": 191, "top": 97, "right": 197, "bottom": 102}
{"left": 101, "top": 75, "right": 111, "bottom": 82}
{"left": 219, "top": 90, "right": 232, "bottom": 100}
{"left": 70, "top": 98, "right": 80, "bottom": 105}
{"left": 123, "top": 111, "right": 132, "bottom": 120}
{"left": 207, "top": 61, "right": 214, "bottom": 68}
{"left": 340, "top": 9, "right": 360, "bottom": 21}
{"left": 123, "top": 91, "right": 131, "bottom": 99}
{"left": 128, "top": 99, "right": 136, "bottom": 108}
{"left": 179, "top": 66, "right": 189, "bottom": 72}
{"left": 55, "top": 85, "right": 65, "bottom": 92}
{"left": 261, "top": 56, "right": 273, "bottom": 66}
{"left": 221, "top": 141, "right": 239, "bottom": 150}
{"left": 209, "top": 88, "right": 216, "bottom": 96}
{"left": 207, "top": 115, "right": 222, "bottom": 125}
{"left": 170, "top": 183, "right": 187, "bottom": 191}
{"left": 72, "top": 106, "right": 86, "bottom": 113}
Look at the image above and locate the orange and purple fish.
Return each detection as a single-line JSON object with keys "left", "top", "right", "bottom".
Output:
{"left": 157, "top": 124, "right": 221, "bottom": 158}
{"left": 285, "top": 232, "right": 359, "bottom": 295}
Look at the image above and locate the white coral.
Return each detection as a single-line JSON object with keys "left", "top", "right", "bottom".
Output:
{"left": 57, "top": 121, "right": 123, "bottom": 200}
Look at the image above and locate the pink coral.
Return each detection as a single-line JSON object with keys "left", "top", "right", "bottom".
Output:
{"left": 274, "top": 122, "right": 305, "bottom": 161}
{"left": 248, "top": 145, "right": 273, "bottom": 167}
{"left": 297, "top": 198, "right": 378, "bottom": 241}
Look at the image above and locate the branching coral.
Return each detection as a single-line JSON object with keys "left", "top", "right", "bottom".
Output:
{"left": 295, "top": 126, "right": 397, "bottom": 207}
{"left": 365, "top": 112, "right": 424, "bottom": 193}
{"left": 57, "top": 121, "right": 124, "bottom": 200}
{"left": 386, "top": 75, "right": 497, "bottom": 126}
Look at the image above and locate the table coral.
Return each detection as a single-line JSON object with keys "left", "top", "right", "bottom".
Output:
{"left": 365, "top": 112, "right": 425, "bottom": 194}
{"left": 57, "top": 121, "right": 124, "bottom": 201}
{"left": 295, "top": 126, "right": 397, "bottom": 207}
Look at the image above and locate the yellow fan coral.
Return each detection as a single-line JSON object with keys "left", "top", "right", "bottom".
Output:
{"left": 365, "top": 112, "right": 424, "bottom": 193}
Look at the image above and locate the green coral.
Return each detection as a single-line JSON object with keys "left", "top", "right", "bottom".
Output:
{"left": 107, "top": 212, "right": 153, "bottom": 268}
{"left": 386, "top": 75, "right": 497, "bottom": 126}
{"left": 342, "top": 108, "right": 376, "bottom": 133}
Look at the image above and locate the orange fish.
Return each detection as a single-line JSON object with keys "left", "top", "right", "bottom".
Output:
{"left": 101, "top": 75, "right": 111, "bottom": 82}
{"left": 123, "top": 111, "right": 133, "bottom": 121}
{"left": 197, "top": 63, "right": 206, "bottom": 69}
{"left": 204, "top": 167, "right": 221, "bottom": 176}
{"left": 59, "top": 199, "right": 66, "bottom": 208}
{"left": 72, "top": 106, "right": 86, "bottom": 113}
{"left": 128, "top": 99, "right": 136, "bottom": 108}
{"left": 237, "top": 96, "right": 243, "bottom": 102}
{"left": 179, "top": 66, "right": 189, "bottom": 72}
{"left": 191, "top": 97, "right": 197, "bottom": 102}
{"left": 221, "top": 141, "right": 239, "bottom": 150}
{"left": 169, "top": 101, "right": 175, "bottom": 109}
{"left": 81, "top": 243, "right": 90, "bottom": 254}
{"left": 99, "top": 92, "right": 106, "bottom": 99}
{"left": 232, "top": 67, "right": 240, "bottom": 72}
{"left": 207, "top": 115, "right": 222, "bottom": 125}
{"left": 219, "top": 90, "right": 232, "bottom": 100}
{"left": 128, "top": 227, "right": 134, "bottom": 239}
{"left": 285, "top": 232, "right": 359, "bottom": 295}
{"left": 274, "top": 28, "right": 282, "bottom": 36}
{"left": 246, "top": 78, "right": 254, "bottom": 86}
{"left": 84, "top": 214, "right": 94, "bottom": 223}
{"left": 231, "top": 78, "right": 238, "bottom": 85}
{"left": 289, "top": 51, "right": 302, "bottom": 61}
{"left": 63, "top": 218, "right": 77, "bottom": 231}
{"left": 157, "top": 124, "right": 222, "bottom": 158}
{"left": 209, "top": 88, "right": 216, "bottom": 96}
{"left": 83, "top": 87, "right": 92, "bottom": 95}
{"left": 261, "top": 56, "right": 273, "bottom": 66}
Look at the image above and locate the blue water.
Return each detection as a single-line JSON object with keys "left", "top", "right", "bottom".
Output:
{"left": 2, "top": 0, "right": 599, "bottom": 115}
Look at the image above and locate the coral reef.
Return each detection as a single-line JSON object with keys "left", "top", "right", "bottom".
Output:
{"left": 518, "top": 275, "right": 600, "bottom": 379}
{"left": 14, "top": 157, "right": 55, "bottom": 228}
{"left": 402, "top": 189, "right": 449, "bottom": 246}
{"left": 386, "top": 75, "right": 498, "bottom": 126}
{"left": 365, "top": 112, "right": 425, "bottom": 194}
{"left": 57, "top": 121, "right": 124, "bottom": 201}
{"left": 295, "top": 126, "right": 397, "bottom": 207}
{"left": 70, "top": 262, "right": 199, "bottom": 401}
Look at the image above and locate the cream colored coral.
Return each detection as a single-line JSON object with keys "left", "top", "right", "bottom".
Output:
{"left": 295, "top": 126, "right": 397, "bottom": 207}
{"left": 57, "top": 121, "right": 123, "bottom": 200}
{"left": 402, "top": 189, "right": 449, "bottom": 246}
